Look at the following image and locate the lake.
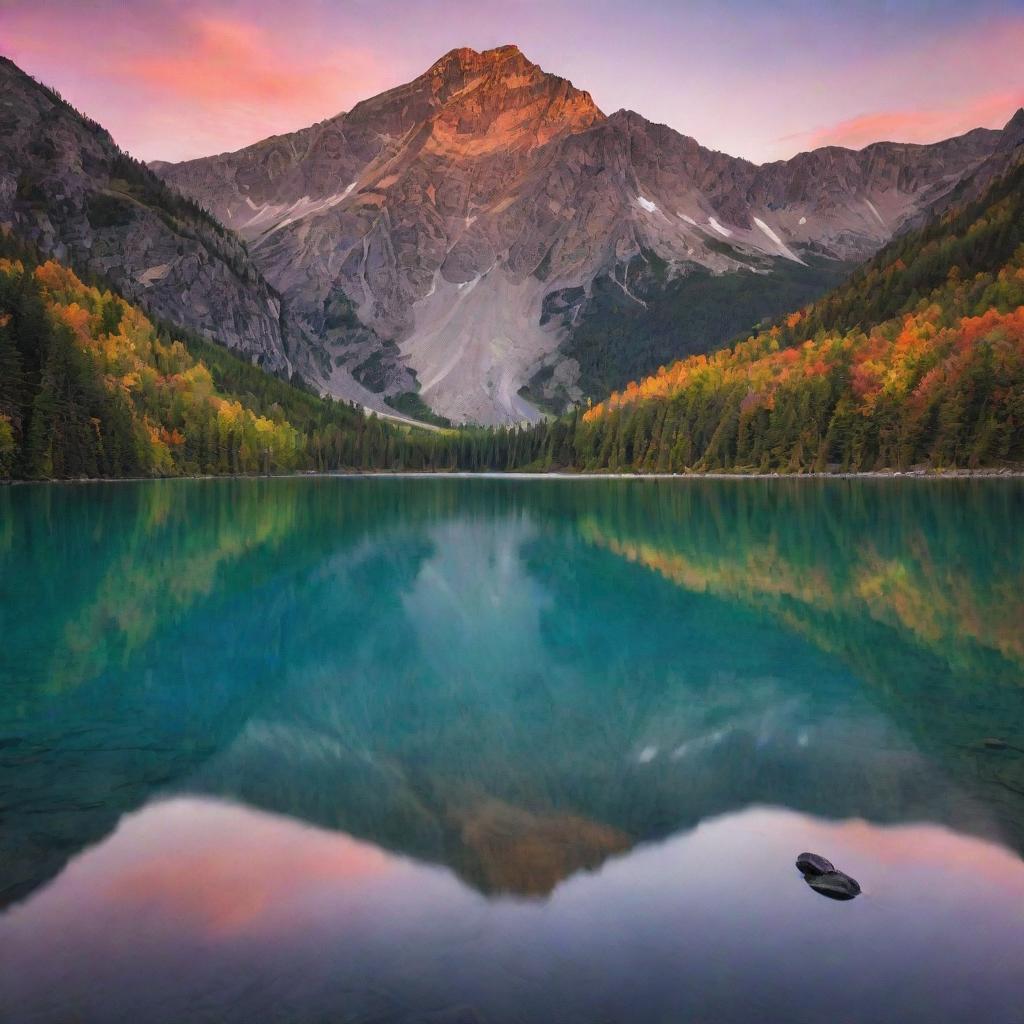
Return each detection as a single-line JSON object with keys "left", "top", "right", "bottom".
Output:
{"left": 1, "top": 476, "right": 1023, "bottom": 1023}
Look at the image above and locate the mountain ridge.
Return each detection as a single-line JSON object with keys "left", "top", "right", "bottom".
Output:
{"left": 568, "top": 148, "right": 1024, "bottom": 472}
{"left": 3, "top": 47, "right": 1015, "bottom": 426}
{"left": 0, "top": 57, "right": 293, "bottom": 374}
{"left": 155, "top": 45, "right": 1008, "bottom": 423}
{"left": 0, "top": 56, "right": 409, "bottom": 417}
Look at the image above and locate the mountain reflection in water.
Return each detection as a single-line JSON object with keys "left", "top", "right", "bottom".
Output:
{"left": 1, "top": 478, "right": 1023, "bottom": 1023}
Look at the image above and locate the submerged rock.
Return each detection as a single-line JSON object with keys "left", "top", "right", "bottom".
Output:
{"left": 804, "top": 870, "right": 862, "bottom": 901}
{"left": 796, "top": 852, "right": 835, "bottom": 876}
{"left": 983, "top": 738, "right": 1008, "bottom": 750}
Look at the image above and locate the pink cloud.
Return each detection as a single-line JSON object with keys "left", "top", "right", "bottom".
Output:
{"left": 3, "top": 2, "right": 1023, "bottom": 163}
{"left": 1, "top": 8, "right": 392, "bottom": 160}
{"left": 114, "top": 15, "right": 367, "bottom": 113}
{"left": 786, "top": 89, "right": 1024, "bottom": 152}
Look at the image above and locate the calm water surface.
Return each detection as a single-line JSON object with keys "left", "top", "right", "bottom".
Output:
{"left": 1, "top": 477, "right": 1023, "bottom": 1023}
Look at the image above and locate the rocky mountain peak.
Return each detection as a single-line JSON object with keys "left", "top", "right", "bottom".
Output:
{"left": 1001, "top": 107, "right": 1024, "bottom": 148}
{"left": 427, "top": 43, "right": 526, "bottom": 77}
{"left": 152, "top": 50, "right": 1007, "bottom": 426}
{"left": 334, "top": 44, "right": 603, "bottom": 161}
{"left": 412, "top": 43, "right": 604, "bottom": 151}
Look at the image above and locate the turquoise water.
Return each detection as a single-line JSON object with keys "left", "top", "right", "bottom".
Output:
{"left": 1, "top": 477, "right": 1023, "bottom": 1023}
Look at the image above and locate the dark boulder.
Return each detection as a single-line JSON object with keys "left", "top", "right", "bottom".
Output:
{"left": 804, "top": 870, "right": 862, "bottom": 901}
{"left": 796, "top": 852, "right": 835, "bottom": 876}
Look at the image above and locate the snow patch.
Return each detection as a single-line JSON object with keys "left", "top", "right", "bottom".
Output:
{"left": 238, "top": 200, "right": 287, "bottom": 232}
{"left": 865, "top": 198, "right": 886, "bottom": 227}
{"left": 464, "top": 215, "right": 477, "bottom": 228}
{"left": 753, "top": 217, "right": 785, "bottom": 247}
{"left": 138, "top": 263, "right": 172, "bottom": 286}
{"left": 679, "top": 213, "right": 698, "bottom": 226}
{"left": 670, "top": 728, "right": 728, "bottom": 761}
{"left": 256, "top": 185, "right": 362, "bottom": 234}
{"left": 753, "top": 216, "right": 807, "bottom": 265}
{"left": 708, "top": 217, "right": 733, "bottom": 237}
{"left": 798, "top": 216, "right": 807, "bottom": 225}
{"left": 636, "top": 195, "right": 658, "bottom": 213}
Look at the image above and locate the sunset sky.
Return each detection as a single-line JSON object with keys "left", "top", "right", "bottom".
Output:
{"left": 3, "top": 0, "right": 1023, "bottom": 164}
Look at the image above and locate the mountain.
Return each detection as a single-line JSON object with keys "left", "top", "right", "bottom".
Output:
{"left": 0, "top": 58, "right": 307, "bottom": 376}
{"left": 156, "top": 45, "right": 1004, "bottom": 424}
{"left": 6, "top": 116, "right": 1023, "bottom": 480}
{"left": 923, "top": 105, "right": 1024, "bottom": 216}
{"left": 523, "top": 128, "right": 1024, "bottom": 472}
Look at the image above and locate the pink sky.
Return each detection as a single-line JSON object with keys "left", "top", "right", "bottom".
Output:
{"left": 2, "top": 0, "right": 1022, "bottom": 163}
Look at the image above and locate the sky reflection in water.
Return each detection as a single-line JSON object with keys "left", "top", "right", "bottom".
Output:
{"left": 1, "top": 478, "right": 1023, "bottom": 1023}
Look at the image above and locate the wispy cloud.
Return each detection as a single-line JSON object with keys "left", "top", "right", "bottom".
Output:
{"left": 783, "top": 89, "right": 1024, "bottom": 152}
{"left": 2, "top": 6, "right": 390, "bottom": 160}
{"left": 113, "top": 15, "right": 364, "bottom": 112}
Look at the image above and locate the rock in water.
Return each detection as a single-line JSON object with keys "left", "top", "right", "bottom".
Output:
{"left": 804, "top": 870, "right": 862, "bottom": 901}
{"left": 796, "top": 852, "right": 835, "bottom": 876}
{"left": 983, "top": 738, "right": 1008, "bottom": 750}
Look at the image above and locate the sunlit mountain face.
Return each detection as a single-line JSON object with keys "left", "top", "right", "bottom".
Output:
{"left": 2, "top": 478, "right": 1023, "bottom": 1021}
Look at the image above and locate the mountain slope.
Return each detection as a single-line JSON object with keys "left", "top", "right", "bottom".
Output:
{"left": 0, "top": 57, "right": 300, "bottom": 374}
{"left": 567, "top": 142, "right": 1024, "bottom": 472}
{"left": 157, "top": 45, "right": 1003, "bottom": 423}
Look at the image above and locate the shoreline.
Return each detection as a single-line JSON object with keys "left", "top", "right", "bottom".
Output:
{"left": 5, "top": 467, "right": 1024, "bottom": 485}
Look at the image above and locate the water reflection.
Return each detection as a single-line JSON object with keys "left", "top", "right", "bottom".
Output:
{"left": 1, "top": 478, "right": 1024, "bottom": 1021}
{"left": 3, "top": 798, "right": 1023, "bottom": 1024}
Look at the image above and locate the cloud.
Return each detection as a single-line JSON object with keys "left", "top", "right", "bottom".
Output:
{"left": 3, "top": 0, "right": 1023, "bottom": 163}
{"left": 1, "top": 6, "right": 391, "bottom": 160}
{"left": 113, "top": 15, "right": 362, "bottom": 112}
{"left": 784, "top": 89, "right": 1024, "bottom": 152}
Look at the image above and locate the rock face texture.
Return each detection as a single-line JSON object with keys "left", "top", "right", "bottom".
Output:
{"left": 160, "top": 45, "right": 610, "bottom": 420}
{"left": 920, "top": 107, "right": 1024, "bottom": 219}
